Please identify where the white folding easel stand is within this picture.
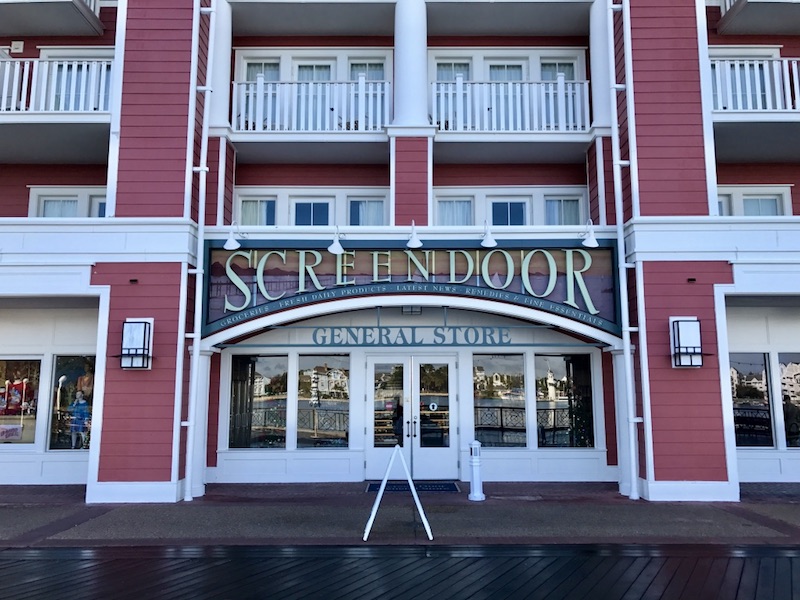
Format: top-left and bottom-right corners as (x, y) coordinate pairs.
(363, 445), (433, 541)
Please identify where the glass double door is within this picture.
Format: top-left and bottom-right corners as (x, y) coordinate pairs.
(367, 356), (458, 480)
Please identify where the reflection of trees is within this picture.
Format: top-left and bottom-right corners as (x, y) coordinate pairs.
(265, 372), (287, 396)
(420, 364), (448, 393)
(735, 384), (763, 400)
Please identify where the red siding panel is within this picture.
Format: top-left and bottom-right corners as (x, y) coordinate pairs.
(235, 164), (389, 187)
(395, 137), (429, 225)
(0, 165), (107, 217)
(602, 352), (618, 466)
(207, 353), (221, 468)
(115, 1), (195, 218)
(434, 164), (585, 187)
(628, 0), (708, 217)
(92, 262), (184, 483)
(642, 261), (733, 482)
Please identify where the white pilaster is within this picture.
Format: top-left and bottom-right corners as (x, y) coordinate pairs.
(590, 0), (612, 130)
(393, 0), (429, 127)
(188, 350), (213, 499)
(610, 349), (635, 497)
(210, 0), (232, 129)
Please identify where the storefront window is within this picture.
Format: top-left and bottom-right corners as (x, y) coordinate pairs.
(730, 353), (774, 447)
(297, 355), (350, 448)
(473, 354), (526, 447)
(535, 354), (594, 448)
(229, 356), (288, 448)
(0, 360), (40, 444)
(779, 353), (800, 448)
(49, 356), (95, 450)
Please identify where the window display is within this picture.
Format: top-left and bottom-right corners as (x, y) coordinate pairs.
(48, 356), (95, 450)
(473, 354), (526, 447)
(0, 360), (40, 444)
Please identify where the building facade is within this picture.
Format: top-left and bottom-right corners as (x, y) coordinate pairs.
(0, 0), (798, 503)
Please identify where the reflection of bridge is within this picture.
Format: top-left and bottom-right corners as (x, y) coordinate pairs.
(474, 406), (573, 447)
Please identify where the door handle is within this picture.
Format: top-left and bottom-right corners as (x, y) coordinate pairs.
(406, 420), (411, 438)
(412, 416), (418, 438)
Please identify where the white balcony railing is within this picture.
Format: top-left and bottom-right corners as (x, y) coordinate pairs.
(232, 74), (391, 133)
(431, 74), (590, 133)
(0, 59), (112, 113)
(711, 58), (800, 112)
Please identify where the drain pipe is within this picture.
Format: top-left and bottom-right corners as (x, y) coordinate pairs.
(183, 0), (216, 502)
(607, 0), (642, 500)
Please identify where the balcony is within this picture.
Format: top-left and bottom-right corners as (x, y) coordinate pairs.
(432, 74), (592, 164)
(717, 0), (800, 35)
(0, 0), (103, 37)
(711, 58), (800, 162)
(230, 74), (391, 165)
(0, 58), (112, 163)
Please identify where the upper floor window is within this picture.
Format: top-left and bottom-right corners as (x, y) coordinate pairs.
(717, 185), (792, 216)
(29, 187), (106, 218)
(434, 187), (587, 227)
(237, 188), (389, 227)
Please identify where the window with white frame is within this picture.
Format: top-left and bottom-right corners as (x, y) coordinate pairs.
(29, 187), (106, 218)
(435, 187), (587, 227)
(237, 188), (389, 227)
(717, 186), (792, 216)
(292, 197), (331, 226)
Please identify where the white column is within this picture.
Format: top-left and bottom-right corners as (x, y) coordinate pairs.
(393, 0), (429, 126)
(589, 0), (612, 130)
(610, 349), (635, 497)
(210, 0), (232, 129)
(189, 350), (213, 498)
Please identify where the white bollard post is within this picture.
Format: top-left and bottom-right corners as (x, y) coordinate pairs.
(468, 440), (485, 501)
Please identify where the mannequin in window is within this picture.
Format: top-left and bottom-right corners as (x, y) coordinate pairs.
(77, 362), (94, 400)
(68, 391), (90, 449)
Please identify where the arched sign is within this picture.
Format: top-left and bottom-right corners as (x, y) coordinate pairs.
(204, 242), (619, 336)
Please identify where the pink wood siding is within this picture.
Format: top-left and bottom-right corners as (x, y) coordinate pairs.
(207, 353), (221, 468)
(0, 165), (107, 217)
(115, 1), (194, 218)
(205, 138), (220, 226)
(429, 36), (588, 48)
(395, 138), (429, 225)
(235, 164), (389, 187)
(717, 163), (800, 216)
(92, 263), (184, 483)
(224, 141), (235, 224)
(642, 261), (733, 482)
(0, 8), (117, 54)
(628, 1), (708, 217)
(602, 351), (618, 466)
(234, 36), (393, 48)
(433, 164), (585, 186)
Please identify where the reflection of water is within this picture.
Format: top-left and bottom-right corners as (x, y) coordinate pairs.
(475, 396), (525, 408)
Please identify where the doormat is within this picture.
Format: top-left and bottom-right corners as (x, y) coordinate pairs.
(366, 482), (460, 493)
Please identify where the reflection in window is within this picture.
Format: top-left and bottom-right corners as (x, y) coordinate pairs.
(229, 356), (288, 448)
(779, 353), (800, 448)
(373, 363), (404, 448)
(294, 201), (329, 226)
(731, 353), (774, 447)
(535, 355), (593, 447)
(49, 356), (95, 450)
(473, 355), (526, 447)
(0, 360), (40, 444)
(492, 201), (526, 226)
(297, 356), (350, 448)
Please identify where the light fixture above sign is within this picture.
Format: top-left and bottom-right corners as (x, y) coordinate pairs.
(406, 221), (423, 249)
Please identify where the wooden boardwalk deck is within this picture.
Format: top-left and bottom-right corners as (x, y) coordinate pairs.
(1, 544), (799, 600)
